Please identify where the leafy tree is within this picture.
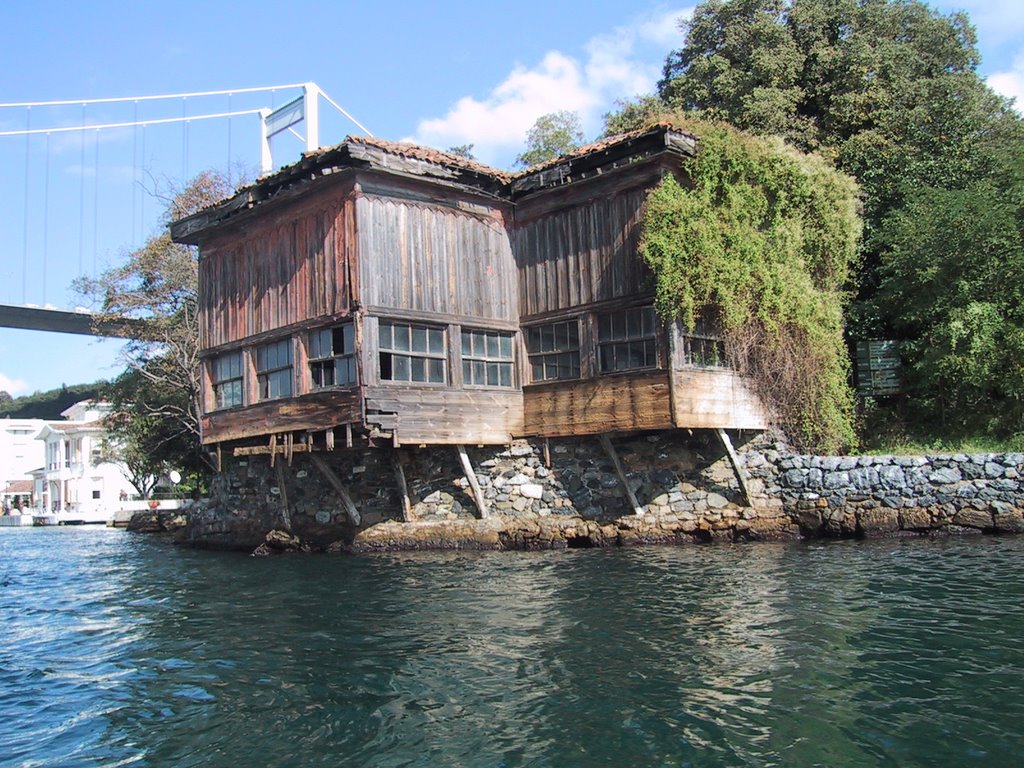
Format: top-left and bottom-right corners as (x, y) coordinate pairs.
(0, 391), (11, 404)
(641, 116), (861, 452)
(74, 171), (235, 490)
(446, 144), (477, 160)
(515, 111), (585, 168)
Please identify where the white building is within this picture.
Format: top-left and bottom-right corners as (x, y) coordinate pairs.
(35, 401), (137, 520)
(0, 417), (46, 485)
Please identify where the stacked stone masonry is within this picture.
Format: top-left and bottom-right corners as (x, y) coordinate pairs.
(178, 431), (1024, 552)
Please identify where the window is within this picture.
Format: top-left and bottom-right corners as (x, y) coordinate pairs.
(309, 324), (357, 388)
(597, 306), (658, 373)
(211, 351), (244, 409)
(256, 339), (294, 400)
(526, 320), (580, 382)
(92, 490), (101, 500)
(680, 318), (726, 368)
(462, 329), (515, 388)
(379, 321), (446, 383)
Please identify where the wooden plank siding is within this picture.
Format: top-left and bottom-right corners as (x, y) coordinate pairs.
(364, 387), (523, 445)
(201, 388), (361, 445)
(513, 171), (660, 321)
(356, 186), (518, 325)
(522, 371), (673, 437)
(669, 368), (766, 430)
(198, 191), (356, 350)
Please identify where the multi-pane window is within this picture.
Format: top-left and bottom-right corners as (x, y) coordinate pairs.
(462, 329), (515, 388)
(256, 339), (294, 400)
(526, 320), (580, 382)
(597, 306), (658, 373)
(309, 324), (356, 388)
(680, 318), (727, 367)
(211, 351), (244, 409)
(379, 321), (446, 383)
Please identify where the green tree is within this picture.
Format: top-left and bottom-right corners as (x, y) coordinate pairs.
(74, 171), (235, 490)
(446, 144), (477, 160)
(641, 116), (861, 452)
(515, 111), (585, 168)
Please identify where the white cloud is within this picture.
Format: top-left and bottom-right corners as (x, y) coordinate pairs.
(405, 6), (693, 166)
(0, 372), (29, 396)
(989, 52), (1024, 112)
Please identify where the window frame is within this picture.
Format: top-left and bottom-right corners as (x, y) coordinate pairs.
(678, 317), (727, 368)
(308, 323), (357, 390)
(596, 305), (659, 374)
(461, 328), (516, 389)
(525, 319), (582, 383)
(378, 320), (447, 385)
(210, 350), (245, 410)
(255, 338), (295, 401)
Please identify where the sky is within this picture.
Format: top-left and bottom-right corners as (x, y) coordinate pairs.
(0, 0), (1021, 398)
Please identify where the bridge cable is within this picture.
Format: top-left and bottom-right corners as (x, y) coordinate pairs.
(0, 83), (305, 109)
(78, 103), (85, 276)
(42, 132), (50, 306)
(21, 108), (30, 303)
(93, 129), (99, 277)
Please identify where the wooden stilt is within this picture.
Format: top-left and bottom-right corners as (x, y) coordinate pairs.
(456, 444), (489, 519)
(215, 443), (222, 473)
(327, 427), (336, 451)
(309, 454), (361, 525)
(543, 437), (551, 469)
(269, 434), (277, 468)
(392, 450), (412, 522)
(275, 461), (293, 531)
(715, 428), (754, 507)
(599, 433), (644, 515)
(344, 423), (352, 448)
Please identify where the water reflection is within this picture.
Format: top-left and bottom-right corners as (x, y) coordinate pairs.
(2, 531), (1024, 767)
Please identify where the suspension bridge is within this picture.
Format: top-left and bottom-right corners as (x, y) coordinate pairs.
(0, 82), (371, 339)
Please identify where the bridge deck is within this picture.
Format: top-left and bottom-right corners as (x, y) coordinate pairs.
(0, 304), (152, 339)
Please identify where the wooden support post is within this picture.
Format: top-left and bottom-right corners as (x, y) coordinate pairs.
(285, 433), (294, 465)
(309, 454), (361, 525)
(327, 427), (336, 451)
(275, 461), (293, 531)
(715, 428), (754, 508)
(599, 433), (644, 515)
(543, 437), (551, 469)
(392, 450), (412, 522)
(269, 434), (277, 467)
(215, 444), (222, 473)
(456, 444), (489, 519)
(344, 423), (352, 448)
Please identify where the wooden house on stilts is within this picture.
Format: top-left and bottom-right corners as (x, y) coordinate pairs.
(171, 125), (766, 536)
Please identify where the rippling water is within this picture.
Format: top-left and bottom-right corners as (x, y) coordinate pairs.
(2, 529), (1024, 767)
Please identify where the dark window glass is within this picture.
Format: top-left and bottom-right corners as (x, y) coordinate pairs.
(679, 316), (727, 368)
(596, 306), (659, 373)
(256, 339), (293, 400)
(379, 321), (446, 383)
(309, 323), (357, 389)
(525, 320), (581, 381)
(211, 351), (244, 409)
(460, 329), (515, 388)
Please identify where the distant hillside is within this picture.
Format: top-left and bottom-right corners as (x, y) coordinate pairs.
(0, 382), (107, 420)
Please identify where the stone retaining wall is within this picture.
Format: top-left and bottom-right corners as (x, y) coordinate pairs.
(175, 431), (1024, 552)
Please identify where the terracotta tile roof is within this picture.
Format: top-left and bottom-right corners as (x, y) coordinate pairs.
(3, 480), (32, 494)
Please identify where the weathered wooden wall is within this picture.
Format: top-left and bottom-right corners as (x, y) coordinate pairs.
(364, 387), (523, 445)
(199, 187), (356, 350)
(201, 388), (361, 445)
(522, 371), (673, 437)
(356, 178), (517, 325)
(669, 368), (766, 430)
(513, 166), (663, 320)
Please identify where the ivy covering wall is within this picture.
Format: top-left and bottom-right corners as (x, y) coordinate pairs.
(640, 119), (862, 452)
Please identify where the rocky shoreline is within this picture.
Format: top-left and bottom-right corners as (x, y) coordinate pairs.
(127, 430), (1024, 554)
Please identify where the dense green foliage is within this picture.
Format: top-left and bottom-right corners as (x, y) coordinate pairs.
(0, 382), (105, 420)
(603, 0), (1024, 445)
(515, 111), (585, 167)
(641, 118), (861, 452)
